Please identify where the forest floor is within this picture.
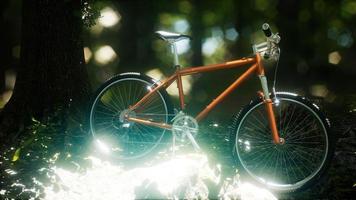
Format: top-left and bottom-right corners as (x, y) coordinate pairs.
(0, 105), (355, 199)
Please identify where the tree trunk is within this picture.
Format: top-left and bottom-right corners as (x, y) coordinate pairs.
(191, 0), (203, 66)
(116, 0), (157, 72)
(0, 0), (90, 140)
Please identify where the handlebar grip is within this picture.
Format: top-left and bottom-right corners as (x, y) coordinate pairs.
(262, 23), (272, 37)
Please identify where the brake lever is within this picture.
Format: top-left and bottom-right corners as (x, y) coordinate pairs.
(264, 33), (280, 59)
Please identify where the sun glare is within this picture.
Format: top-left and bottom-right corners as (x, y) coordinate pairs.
(2, 146), (277, 200)
(95, 139), (111, 154)
(42, 154), (223, 200)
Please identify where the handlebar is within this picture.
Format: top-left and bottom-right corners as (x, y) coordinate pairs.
(252, 23), (280, 60)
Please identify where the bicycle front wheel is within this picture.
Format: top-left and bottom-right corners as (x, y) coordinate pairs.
(233, 92), (334, 192)
(90, 73), (173, 160)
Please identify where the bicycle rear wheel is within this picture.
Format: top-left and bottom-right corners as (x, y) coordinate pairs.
(232, 92), (334, 192)
(90, 73), (173, 160)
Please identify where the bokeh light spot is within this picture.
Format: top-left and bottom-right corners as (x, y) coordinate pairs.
(90, 23), (104, 35)
(328, 51), (341, 65)
(145, 68), (165, 81)
(5, 69), (16, 90)
(167, 76), (193, 97)
(225, 28), (239, 41)
(173, 19), (190, 33)
(94, 45), (117, 65)
(337, 32), (353, 47)
(84, 47), (92, 63)
(203, 37), (220, 56)
(0, 90), (13, 109)
(176, 39), (191, 55)
(310, 84), (329, 97)
(99, 7), (121, 28)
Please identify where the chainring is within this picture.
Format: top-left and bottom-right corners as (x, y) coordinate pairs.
(172, 114), (199, 142)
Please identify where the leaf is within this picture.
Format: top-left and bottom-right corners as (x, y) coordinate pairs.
(353, 183), (356, 187)
(12, 148), (21, 162)
(31, 117), (40, 124)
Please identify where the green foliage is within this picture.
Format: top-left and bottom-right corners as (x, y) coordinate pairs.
(11, 116), (64, 163)
(0, 109), (90, 199)
(12, 148), (21, 162)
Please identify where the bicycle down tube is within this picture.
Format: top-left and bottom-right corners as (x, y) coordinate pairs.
(126, 53), (281, 143)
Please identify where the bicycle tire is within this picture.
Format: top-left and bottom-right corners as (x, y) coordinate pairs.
(89, 72), (174, 160)
(232, 92), (334, 193)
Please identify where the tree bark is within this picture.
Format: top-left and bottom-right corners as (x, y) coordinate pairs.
(0, 0), (90, 140)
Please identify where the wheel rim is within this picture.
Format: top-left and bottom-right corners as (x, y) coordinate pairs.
(235, 97), (328, 191)
(90, 78), (169, 159)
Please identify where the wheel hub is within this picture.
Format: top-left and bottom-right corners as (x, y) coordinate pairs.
(279, 137), (285, 145)
(112, 109), (136, 129)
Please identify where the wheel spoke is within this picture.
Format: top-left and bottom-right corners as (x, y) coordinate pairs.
(235, 96), (330, 192)
(90, 77), (170, 160)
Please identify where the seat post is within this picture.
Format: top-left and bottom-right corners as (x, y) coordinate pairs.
(171, 42), (180, 68)
(155, 30), (191, 68)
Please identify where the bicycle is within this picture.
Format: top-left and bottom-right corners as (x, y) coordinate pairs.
(89, 23), (335, 193)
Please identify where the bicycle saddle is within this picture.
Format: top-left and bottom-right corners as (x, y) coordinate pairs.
(155, 31), (191, 42)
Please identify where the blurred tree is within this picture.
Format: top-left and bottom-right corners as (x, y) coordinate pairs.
(190, 0), (203, 66)
(0, 0), (91, 141)
(116, 0), (158, 71)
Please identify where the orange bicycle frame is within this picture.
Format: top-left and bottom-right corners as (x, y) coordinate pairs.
(127, 53), (281, 144)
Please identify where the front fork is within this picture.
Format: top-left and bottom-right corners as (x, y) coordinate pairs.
(258, 75), (283, 144)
